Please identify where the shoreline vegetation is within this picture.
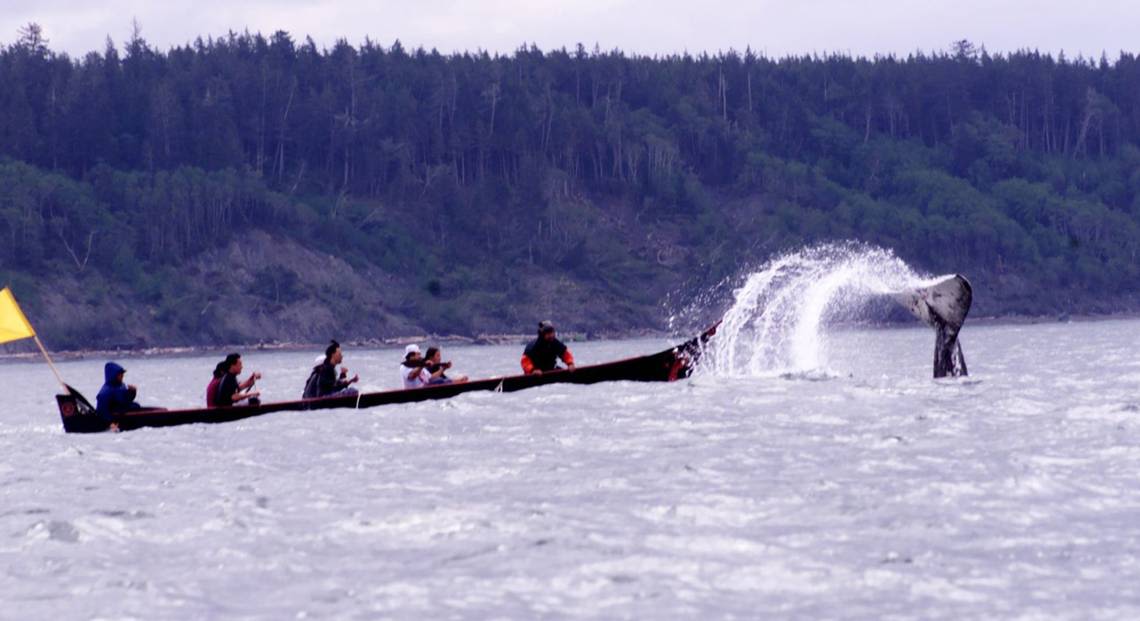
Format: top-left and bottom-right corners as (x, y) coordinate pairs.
(2, 28), (1140, 350)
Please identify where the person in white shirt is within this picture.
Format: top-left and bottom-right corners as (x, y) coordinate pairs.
(399, 344), (432, 389)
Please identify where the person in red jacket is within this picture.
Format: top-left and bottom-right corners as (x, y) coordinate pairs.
(521, 320), (575, 375)
(205, 360), (227, 407)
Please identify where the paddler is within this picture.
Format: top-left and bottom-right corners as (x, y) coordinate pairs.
(520, 320), (575, 375)
(215, 353), (262, 407)
(308, 340), (359, 397)
(96, 362), (142, 421)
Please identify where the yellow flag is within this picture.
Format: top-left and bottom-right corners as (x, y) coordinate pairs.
(0, 287), (36, 345)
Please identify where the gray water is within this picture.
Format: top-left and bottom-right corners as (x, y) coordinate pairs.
(2, 320), (1140, 619)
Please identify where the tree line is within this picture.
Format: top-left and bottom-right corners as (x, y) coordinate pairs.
(2, 25), (1139, 345)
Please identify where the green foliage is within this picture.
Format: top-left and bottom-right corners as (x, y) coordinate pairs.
(250, 266), (302, 304)
(2, 32), (1140, 343)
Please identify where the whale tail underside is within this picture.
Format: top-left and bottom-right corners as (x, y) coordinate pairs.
(893, 275), (973, 378)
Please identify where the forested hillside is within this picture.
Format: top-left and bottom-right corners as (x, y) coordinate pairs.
(2, 24), (1139, 349)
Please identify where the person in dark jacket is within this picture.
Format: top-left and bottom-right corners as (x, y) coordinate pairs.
(314, 340), (359, 397)
(96, 362), (142, 422)
(520, 321), (575, 375)
(215, 353), (262, 407)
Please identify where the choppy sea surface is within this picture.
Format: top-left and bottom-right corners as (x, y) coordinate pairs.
(2, 320), (1140, 619)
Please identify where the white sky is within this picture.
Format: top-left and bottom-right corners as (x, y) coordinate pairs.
(1, 0), (1136, 60)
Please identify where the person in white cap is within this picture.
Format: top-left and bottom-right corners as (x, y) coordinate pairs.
(399, 343), (432, 389)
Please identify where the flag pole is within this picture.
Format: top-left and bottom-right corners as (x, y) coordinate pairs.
(32, 335), (67, 390)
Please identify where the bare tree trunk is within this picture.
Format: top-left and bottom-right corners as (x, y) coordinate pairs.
(59, 230), (96, 271)
(1074, 88), (1097, 159)
(1063, 115), (1071, 155)
(276, 78), (296, 182)
(1021, 89), (1028, 150)
(719, 68), (727, 122)
(488, 82), (499, 138)
(747, 71), (753, 113)
(1098, 116), (1105, 157)
(542, 83), (554, 154)
(257, 69), (267, 174)
(343, 56), (357, 190)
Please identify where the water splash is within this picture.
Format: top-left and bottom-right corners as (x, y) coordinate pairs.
(697, 243), (948, 377)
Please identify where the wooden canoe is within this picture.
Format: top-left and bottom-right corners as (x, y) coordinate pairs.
(56, 325), (718, 433)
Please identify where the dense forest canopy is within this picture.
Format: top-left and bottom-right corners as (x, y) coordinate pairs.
(1, 24), (1139, 348)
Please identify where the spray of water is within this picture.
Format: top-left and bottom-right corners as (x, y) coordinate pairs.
(698, 242), (947, 377)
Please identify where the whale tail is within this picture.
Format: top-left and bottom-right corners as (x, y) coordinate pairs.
(893, 275), (972, 378)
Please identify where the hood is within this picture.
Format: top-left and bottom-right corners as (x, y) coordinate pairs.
(104, 362), (126, 385)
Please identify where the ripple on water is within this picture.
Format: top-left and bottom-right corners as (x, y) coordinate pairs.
(1, 322), (1140, 617)
(24, 519), (80, 543)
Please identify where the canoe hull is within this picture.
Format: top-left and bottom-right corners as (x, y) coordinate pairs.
(56, 326), (716, 433)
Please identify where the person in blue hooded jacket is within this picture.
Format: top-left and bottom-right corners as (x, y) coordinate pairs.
(96, 362), (142, 422)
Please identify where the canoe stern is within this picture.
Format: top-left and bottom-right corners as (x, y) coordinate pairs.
(57, 386), (111, 433)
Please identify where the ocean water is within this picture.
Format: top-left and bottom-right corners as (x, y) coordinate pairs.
(2, 318), (1140, 619)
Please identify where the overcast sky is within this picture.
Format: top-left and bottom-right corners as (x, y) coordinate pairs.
(1, 0), (1136, 60)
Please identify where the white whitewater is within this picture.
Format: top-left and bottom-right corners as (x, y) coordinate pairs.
(699, 243), (950, 377)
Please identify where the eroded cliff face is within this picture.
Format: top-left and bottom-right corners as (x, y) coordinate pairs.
(11, 229), (681, 352)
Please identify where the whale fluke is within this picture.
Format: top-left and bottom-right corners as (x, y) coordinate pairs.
(893, 275), (972, 378)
